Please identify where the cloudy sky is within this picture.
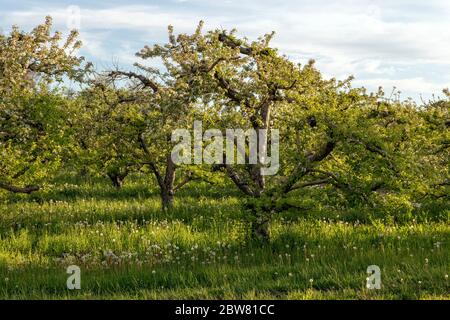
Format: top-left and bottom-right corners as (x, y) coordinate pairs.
(1, 0), (450, 101)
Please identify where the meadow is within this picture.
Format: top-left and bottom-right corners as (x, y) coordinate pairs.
(0, 174), (448, 300)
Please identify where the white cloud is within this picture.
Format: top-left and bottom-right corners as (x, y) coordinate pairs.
(354, 77), (449, 100)
(1, 1), (449, 101)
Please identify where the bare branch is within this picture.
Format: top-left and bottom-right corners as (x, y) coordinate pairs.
(0, 181), (40, 194)
(138, 134), (163, 188)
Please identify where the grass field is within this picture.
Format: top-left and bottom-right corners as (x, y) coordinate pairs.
(0, 174), (448, 299)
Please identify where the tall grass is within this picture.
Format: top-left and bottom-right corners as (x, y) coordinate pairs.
(0, 174), (448, 299)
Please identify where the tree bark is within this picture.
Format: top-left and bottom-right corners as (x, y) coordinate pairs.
(107, 170), (128, 190)
(0, 182), (40, 194)
(161, 187), (174, 210)
(161, 155), (176, 210)
(252, 218), (270, 241)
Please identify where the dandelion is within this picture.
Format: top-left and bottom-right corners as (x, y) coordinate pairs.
(288, 273), (293, 277)
(309, 278), (314, 283)
(152, 270), (156, 274)
(445, 274), (448, 280)
(425, 258), (429, 264)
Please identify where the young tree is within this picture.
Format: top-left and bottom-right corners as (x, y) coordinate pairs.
(0, 17), (86, 194)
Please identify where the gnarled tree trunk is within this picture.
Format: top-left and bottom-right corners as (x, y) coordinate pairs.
(160, 155), (176, 210)
(160, 186), (174, 210)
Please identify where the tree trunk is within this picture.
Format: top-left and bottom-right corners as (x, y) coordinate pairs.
(161, 187), (174, 210)
(107, 171), (128, 190)
(252, 216), (270, 241)
(245, 200), (271, 241)
(108, 174), (123, 189)
(161, 155), (176, 210)
(139, 134), (176, 211)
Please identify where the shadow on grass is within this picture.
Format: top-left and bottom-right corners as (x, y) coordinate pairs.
(3, 173), (241, 204)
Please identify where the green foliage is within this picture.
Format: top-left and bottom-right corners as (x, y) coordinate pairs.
(0, 18), (448, 299)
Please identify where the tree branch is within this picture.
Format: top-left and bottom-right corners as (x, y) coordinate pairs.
(224, 165), (256, 196)
(109, 71), (159, 93)
(0, 181), (40, 194)
(287, 177), (332, 192)
(173, 172), (193, 192)
(218, 33), (253, 55)
(138, 134), (164, 189)
(347, 138), (397, 172)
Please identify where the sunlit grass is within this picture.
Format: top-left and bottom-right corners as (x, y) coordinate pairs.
(0, 174), (448, 299)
